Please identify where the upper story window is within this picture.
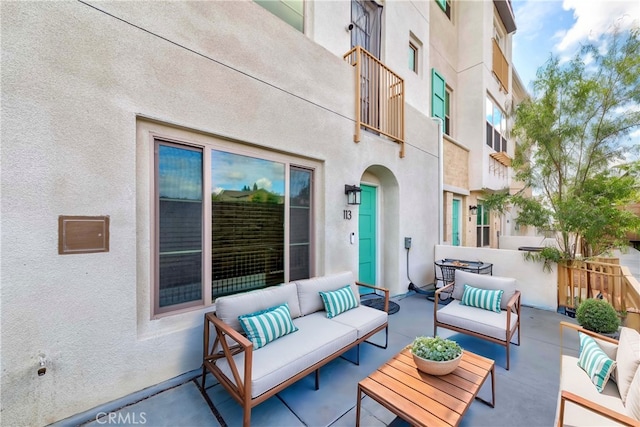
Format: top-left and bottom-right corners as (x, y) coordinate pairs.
(493, 22), (506, 52)
(153, 136), (315, 316)
(444, 87), (452, 136)
(409, 42), (418, 73)
(351, 0), (382, 58)
(486, 96), (507, 152)
(436, 0), (452, 19)
(254, 0), (303, 32)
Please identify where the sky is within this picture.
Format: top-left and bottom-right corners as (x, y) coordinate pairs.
(511, 0), (640, 91)
(511, 0), (640, 156)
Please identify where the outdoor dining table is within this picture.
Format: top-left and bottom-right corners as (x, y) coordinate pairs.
(434, 259), (493, 288)
(435, 259), (493, 276)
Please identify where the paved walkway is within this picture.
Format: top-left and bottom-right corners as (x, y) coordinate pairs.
(54, 291), (577, 427)
(616, 246), (640, 280)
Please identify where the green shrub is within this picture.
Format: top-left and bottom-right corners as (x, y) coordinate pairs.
(410, 336), (462, 361)
(576, 298), (620, 334)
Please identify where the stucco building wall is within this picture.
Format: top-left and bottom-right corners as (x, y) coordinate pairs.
(1, 2), (439, 425)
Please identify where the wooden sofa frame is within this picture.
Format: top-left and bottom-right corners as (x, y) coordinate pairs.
(201, 282), (389, 427)
(434, 281), (521, 370)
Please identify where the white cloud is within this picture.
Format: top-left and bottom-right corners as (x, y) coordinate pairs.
(513, 0), (559, 43)
(556, 0), (639, 52)
(255, 177), (272, 191)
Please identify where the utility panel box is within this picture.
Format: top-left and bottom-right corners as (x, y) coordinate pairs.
(58, 215), (110, 255)
(404, 237), (412, 249)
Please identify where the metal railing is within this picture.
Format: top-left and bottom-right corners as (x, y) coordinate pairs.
(557, 259), (640, 315)
(492, 38), (509, 93)
(343, 46), (405, 157)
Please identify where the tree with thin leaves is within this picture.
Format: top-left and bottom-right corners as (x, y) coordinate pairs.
(485, 27), (640, 263)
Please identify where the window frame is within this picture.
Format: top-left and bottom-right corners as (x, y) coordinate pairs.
(485, 96), (508, 153)
(476, 203), (490, 247)
(444, 86), (452, 136)
(149, 129), (319, 318)
(154, 140), (205, 315)
(436, 0), (452, 19)
(409, 42), (418, 73)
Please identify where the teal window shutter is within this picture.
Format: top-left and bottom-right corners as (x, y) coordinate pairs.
(435, 0), (447, 12)
(431, 69), (446, 125)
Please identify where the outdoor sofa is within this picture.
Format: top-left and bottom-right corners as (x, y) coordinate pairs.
(434, 269), (521, 370)
(201, 271), (389, 427)
(556, 322), (640, 426)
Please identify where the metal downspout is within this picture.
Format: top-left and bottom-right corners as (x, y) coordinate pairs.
(431, 117), (444, 245)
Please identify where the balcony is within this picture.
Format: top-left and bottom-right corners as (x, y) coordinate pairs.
(492, 38), (509, 93)
(343, 46), (406, 158)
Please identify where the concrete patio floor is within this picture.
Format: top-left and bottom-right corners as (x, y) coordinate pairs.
(58, 289), (582, 427)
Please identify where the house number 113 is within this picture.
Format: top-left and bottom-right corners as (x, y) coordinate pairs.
(343, 210), (352, 220)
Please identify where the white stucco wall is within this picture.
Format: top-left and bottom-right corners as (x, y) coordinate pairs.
(435, 245), (558, 311)
(1, 1), (440, 425)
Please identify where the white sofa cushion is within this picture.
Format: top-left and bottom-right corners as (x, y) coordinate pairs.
(295, 271), (359, 316)
(215, 283), (301, 332)
(436, 300), (518, 342)
(624, 367), (640, 420)
(556, 355), (627, 426)
(615, 327), (640, 404)
(452, 270), (517, 311)
(216, 312), (357, 398)
(330, 305), (387, 339)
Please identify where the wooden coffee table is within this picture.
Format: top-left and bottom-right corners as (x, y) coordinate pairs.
(356, 348), (495, 427)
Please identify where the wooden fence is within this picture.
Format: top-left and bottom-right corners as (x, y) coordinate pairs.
(558, 259), (640, 315)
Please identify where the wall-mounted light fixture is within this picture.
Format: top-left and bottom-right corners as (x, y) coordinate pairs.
(469, 205), (478, 215)
(345, 185), (362, 205)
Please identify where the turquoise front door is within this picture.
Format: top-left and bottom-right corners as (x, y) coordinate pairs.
(452, 199), (461, 246)
(359, 185), (377, 289)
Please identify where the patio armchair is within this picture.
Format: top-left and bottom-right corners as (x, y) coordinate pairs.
(434, 269), (521, 370)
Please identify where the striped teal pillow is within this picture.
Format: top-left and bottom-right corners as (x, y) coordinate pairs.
(319, 285), (358, 318)
(578, 332), (617, 392)
(238, 303), (298, 350)
(460, 284), (503, 313)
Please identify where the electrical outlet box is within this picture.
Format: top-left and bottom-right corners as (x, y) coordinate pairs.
(404, 237), (412, 249)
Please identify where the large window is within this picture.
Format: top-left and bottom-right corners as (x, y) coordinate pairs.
(156, 143), (204, 311)
(486, 97), (507, 152)
(154, 139), (314, 315)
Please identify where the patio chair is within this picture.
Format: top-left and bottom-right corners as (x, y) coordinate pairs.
(434, 269), (521, 370)
(434, 262), (457, 300)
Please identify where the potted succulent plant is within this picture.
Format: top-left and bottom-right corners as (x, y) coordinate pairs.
(576, 298), (621, 338)
(409, 336), (463, 375)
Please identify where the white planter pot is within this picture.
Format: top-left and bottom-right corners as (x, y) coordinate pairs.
(412, 351), (463, 376)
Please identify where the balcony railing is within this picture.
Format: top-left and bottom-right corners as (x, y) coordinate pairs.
(557, 259), (640, 315)
(344, 46), (405, 157)
(492, 39), (509, 93)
